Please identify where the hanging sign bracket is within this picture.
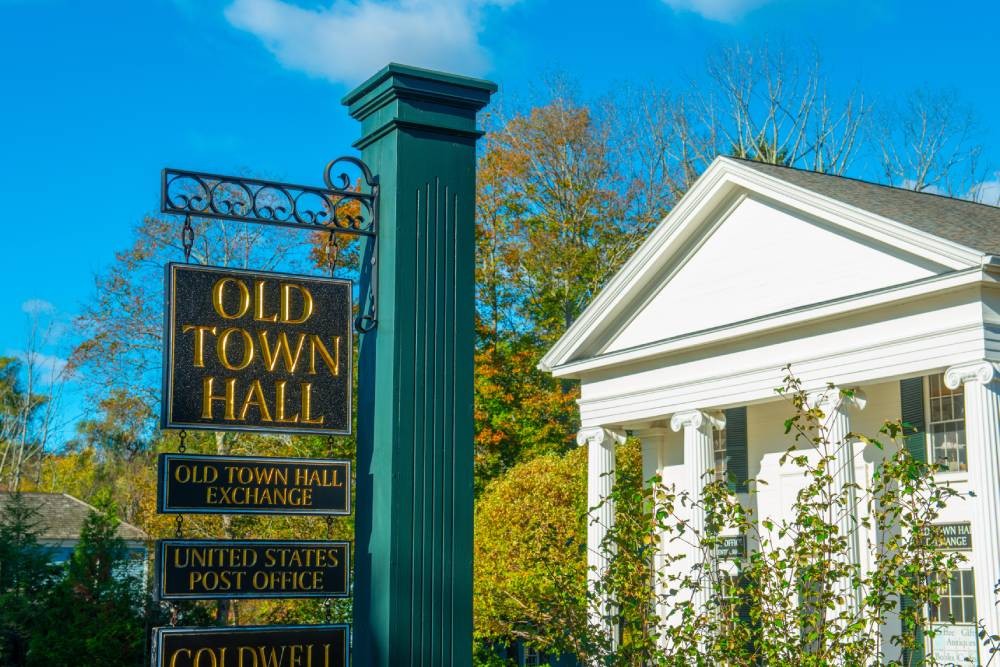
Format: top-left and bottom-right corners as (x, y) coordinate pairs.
(160, 156), (379, 333)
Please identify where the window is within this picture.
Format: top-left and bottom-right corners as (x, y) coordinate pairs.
(523, 645), (544, 666)
(929, 569), (977, 625)
(926, 569), (981, 665)
(713, 425), (728, 482)
(927, 373), (967, 472)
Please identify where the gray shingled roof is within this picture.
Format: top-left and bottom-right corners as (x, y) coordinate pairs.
(730, 157), (1000, 255)
(0, 492), (147, 542)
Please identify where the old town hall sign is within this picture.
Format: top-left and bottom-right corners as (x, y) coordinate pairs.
(162, 264), (352, 435)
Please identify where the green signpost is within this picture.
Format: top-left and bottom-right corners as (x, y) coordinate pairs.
(153, 63), (494, 666)
(347, 64), (495, 665)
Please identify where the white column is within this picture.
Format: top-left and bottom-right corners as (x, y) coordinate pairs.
(808, 387), (866, 618)
(578, 426), (626, 645)
(945, 361), (1000, 636)
(670, 409), (725, 611)
(636, 427), (670, 632)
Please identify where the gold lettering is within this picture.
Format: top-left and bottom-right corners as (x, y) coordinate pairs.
(217, 328), (255, 371)
(300, 383), (324, 425)
(275, 381), (300, 423)
(239, 646), (258, 667)
(169, 648), (192, 667)
(280, 283), (314, 324)
(174, 464), (191, 484)
(307, 336), (340, 376)
(202, 377), (236, 420)
(212, 277), (251, 319)
(239, 379), (273, 421)
(193, 647), (218, 667)
(257, 645), (287, 667)
(181, 325), (218, 367)
(254, 280), (278, 322)
(258, 331), (305, 373)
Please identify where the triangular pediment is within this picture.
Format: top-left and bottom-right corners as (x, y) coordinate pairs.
(541, 157), (985, 374)
(605, 194), (945, 352)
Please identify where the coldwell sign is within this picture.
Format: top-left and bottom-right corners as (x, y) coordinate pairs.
(151, 625), (348, 667)
(162, 264), (352, 435)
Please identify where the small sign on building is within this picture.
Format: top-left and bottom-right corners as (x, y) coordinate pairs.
(934, 522), (972, 551)
(716, 534), (747, 559)
(929, 623), (979, 665)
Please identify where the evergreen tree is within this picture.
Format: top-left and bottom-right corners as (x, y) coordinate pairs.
(0, 493), (57, 666)
(27, 500), (147, 667)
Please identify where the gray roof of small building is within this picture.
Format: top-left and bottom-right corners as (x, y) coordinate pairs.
(0, 492), (147, 542)
(730, 157), (1000, 255)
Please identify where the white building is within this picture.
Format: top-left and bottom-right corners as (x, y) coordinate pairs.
(540, 156), (1000, 664)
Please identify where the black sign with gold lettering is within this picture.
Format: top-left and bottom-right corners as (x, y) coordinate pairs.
(157, 453), (350, 516)
(935, 522), (973, 551)
(151, 624), (348, 667)
(156, 539), (350, 600)
(161, 263), (352, 435)
(716, 534), (747, 559)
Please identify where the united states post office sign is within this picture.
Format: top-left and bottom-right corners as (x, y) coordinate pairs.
(151, 624), (348, 667)
(156, 539), (350, 600)
(157, 453), (351, 516)
(161, 263), (352, 435)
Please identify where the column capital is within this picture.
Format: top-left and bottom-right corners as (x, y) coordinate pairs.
(806, 386), (867, 413)
(670, 409), (726, 433)
(577, 426), (626, 448)
(944, 360), (1000, 390)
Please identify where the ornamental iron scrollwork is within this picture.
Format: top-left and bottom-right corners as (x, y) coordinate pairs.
(160, 157), (380, 332)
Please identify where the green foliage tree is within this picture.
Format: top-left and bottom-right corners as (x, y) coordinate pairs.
(474, 445), (590, 658)
(473, 440), (646, 661)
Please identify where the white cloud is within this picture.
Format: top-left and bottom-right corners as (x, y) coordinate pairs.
(660, 0), (774, 22)
(21, 298), (55, 316)
(6, 349), (70, 385)
(224, 0), (515, 85)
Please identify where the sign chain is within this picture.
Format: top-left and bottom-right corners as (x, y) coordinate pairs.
(175, 429), (186, 538)
(326, 231), (340, 277)
(181, 215), (195, 263)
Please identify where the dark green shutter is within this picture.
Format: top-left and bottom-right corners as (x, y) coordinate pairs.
(725, 406), (749, 492)
(900, 377), (927, 463)
(900, 376), (927, 663)
(900, 592), (925, 665)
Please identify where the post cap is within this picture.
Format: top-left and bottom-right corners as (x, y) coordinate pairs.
(344, 63), (497, 148)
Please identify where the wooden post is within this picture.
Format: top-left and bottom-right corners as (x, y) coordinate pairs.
(345, 64), (495, 665)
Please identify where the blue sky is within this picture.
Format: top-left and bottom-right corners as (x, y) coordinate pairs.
(1, 0), (998, 435)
